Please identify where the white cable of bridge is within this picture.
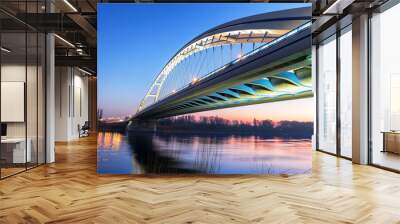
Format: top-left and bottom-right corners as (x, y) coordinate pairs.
(138, 28), (291, 111)
(157, 40), (263, 105)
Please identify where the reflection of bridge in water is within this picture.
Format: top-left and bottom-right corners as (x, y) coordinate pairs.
(132, 7), (312, 121)
(97, 132), (311, 175)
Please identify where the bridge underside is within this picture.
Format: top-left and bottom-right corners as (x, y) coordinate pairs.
(136, 71), (312, 119)
(160, 66), (312, 118)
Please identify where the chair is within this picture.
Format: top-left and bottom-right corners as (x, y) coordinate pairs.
(79, 121), (90, 138)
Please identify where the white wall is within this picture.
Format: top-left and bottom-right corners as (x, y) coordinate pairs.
(55, 67), (89, 141)
(1, 82), (25, 122)
(55, 66), (69, 141)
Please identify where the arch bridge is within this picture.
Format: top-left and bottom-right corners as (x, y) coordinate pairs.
(134, 7), (312, 120)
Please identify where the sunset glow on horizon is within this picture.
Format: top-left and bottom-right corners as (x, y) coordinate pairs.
(187, 98), (314, 123)
(100, 98), (315, 122)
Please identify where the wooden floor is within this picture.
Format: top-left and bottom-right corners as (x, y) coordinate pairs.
(1, 135), (400, 224)
(372, 151), (400, 171)
(1, 167), (26, 178)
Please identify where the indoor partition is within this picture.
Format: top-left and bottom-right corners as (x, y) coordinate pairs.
(0, 1), (46, 179)
(339, 25), (352, 159)
(317, 35), (337, 155)
(316, 23), (353, 159)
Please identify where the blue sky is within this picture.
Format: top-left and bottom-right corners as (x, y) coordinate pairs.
(98, 3), (311, 119)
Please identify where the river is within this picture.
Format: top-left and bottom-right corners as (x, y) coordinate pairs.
(97, 132), (312, 175)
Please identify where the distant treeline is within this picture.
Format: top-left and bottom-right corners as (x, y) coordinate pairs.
(157, 115), (313, 138)
(98, 121), (128, 132)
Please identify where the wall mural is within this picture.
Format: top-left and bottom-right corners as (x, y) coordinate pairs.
(97, 3), (313, 175)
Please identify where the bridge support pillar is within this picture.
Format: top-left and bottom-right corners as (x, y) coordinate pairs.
(128, 119), (158, 133)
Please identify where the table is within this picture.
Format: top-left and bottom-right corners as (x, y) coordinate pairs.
(1, 138), (31, 163)
(382, 131), (400, 154)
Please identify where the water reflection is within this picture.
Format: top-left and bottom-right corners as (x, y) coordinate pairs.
(97, 132), (312, 175)
(128, 134), (198, 173)
(97, 132), (122, 150)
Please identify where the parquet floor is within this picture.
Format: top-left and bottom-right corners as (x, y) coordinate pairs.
(1, 135), (400, 224)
